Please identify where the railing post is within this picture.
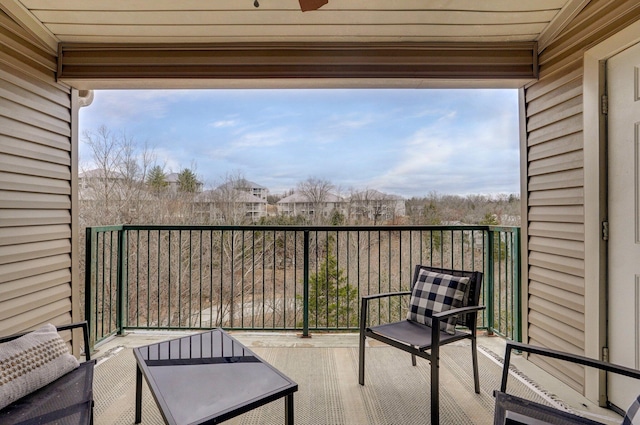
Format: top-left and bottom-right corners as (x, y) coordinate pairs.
(486, 228), (495, 335)
(513, 227), (522, 342)
(116, 228), (127, 335)
(302, 230), (310, 337)
(85, 227), (96, 350)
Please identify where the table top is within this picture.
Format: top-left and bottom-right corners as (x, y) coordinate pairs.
(133, 329), (297, 425)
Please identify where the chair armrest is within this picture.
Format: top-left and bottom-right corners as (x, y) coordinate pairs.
(56, 321), (91, 361)
(501, 341), (640, 393)
(432, 304), (486, 320)
(362, 291), (411, 301)
(360, 291), (412, 331)
(0, 321), (91, 361)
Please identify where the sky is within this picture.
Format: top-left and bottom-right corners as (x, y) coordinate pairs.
(78, 89), (520, 199)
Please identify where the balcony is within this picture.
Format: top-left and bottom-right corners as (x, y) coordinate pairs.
(79, 225), (623, 424)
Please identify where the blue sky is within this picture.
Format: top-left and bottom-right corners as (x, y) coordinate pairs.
(79, 89), (520, 198)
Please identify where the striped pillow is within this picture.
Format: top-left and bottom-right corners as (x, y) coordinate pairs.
(624, 394), (640, 425)
(0, 324), (80, 410)
(407, 270), (469, 334)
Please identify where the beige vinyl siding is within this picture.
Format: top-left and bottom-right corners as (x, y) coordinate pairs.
(22, 0), (568, 44)
(0, 10), (76, 336)
(523, 0), (640, 393)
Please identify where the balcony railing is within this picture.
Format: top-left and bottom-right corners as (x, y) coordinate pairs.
(84, 225), (520, 348)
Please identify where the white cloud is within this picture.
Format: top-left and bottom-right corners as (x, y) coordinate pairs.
(210, 119), (238, 128)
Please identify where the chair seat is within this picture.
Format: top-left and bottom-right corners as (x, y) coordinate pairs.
(493, 391), (604, 425)
(0, 360), (95, 425)
(368, 320), (468, 350)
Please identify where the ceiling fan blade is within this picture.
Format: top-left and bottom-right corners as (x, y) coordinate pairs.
(299, 0), (328, 12)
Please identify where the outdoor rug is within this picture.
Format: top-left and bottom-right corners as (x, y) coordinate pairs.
(93, 342), (552, 425)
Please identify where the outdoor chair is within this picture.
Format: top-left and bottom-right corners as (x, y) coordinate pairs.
(495, 340), (640, 425)
(359, 264), (484, 425)
(0, 321), (95, 425)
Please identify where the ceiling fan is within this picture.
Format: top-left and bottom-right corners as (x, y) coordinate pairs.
(298, 0), (328, 11)
(253, 0), (328, 12)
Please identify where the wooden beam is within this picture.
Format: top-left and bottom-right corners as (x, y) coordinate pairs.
(58, 41), (538, 83)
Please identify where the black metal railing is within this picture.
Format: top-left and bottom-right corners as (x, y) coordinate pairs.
(84, 225), (521, 347)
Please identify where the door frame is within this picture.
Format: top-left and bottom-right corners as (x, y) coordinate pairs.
(584, 19), (640, 405)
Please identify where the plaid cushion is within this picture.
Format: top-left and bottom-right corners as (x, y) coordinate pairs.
(407, 269), (470, 335)
(623, 395), (640, 424)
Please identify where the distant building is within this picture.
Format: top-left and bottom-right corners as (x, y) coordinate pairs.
(348, 189), (405, 223)
(216, 179), (269, 200)
(196, 186), (268, 223)
(78, 169), (123, 193)
(277, 191), (345, 218)
(78, 168), (132, 201)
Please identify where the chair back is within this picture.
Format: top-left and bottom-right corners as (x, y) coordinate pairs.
(411, 265), (483, 329)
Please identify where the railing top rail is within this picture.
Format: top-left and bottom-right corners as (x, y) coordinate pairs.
(87, 225), (125, 232)
(488, 226), (520, 233)
(87, 224), (518, 232)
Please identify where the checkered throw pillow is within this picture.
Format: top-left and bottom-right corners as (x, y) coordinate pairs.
(407, 269), (470, 335)
(623, 394), (640, 424)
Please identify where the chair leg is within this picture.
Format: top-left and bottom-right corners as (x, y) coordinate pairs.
(358, 332), (366, 385)
(431, 350), (440, 425)
(472, 336), (480, 394)
(411, 353), (417, 366)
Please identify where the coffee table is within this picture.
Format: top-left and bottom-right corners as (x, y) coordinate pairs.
(133, 329), (298, 424)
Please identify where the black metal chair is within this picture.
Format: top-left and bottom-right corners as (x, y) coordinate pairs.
(0, 322), (95, 425)
(358, 264), (485, 425)
(495, 341), (640, 425)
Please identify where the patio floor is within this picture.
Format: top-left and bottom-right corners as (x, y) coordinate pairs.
(91, 331), (622, 425)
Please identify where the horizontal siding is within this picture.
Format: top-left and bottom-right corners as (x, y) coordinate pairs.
(0, 209), (71, 227)
(529, 279), (584, 313)
(529, 236), (584, 258)
(529, 252), (584, 278)
(0, 240), (71, 265)
(528, 221), (584, 241)
(0, 10), (74, 337)
(22, 0), (568, 43)
(0, 284), (71, 321)
(528, 266), (585, 294)
(524, 0), (640, 394)
(528, 205), (584, 223)
(0, 171), (70, 194)
(1, 300), (72, 336)
(0, 269), (71, 301)
(528, 132), (582, 162)
(0, 254), (71, 285)
(528, 187), (584, 206)
(0, 224), (71, 246)
(528, 169), (583, 191)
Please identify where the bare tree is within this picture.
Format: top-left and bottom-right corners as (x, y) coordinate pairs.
(296, 177), (335, 224)
(80, 126), (155, 225)
(348, 188), (402, 225)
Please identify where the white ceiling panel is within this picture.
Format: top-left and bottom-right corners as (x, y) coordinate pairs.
(4, 0), (588, 46)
